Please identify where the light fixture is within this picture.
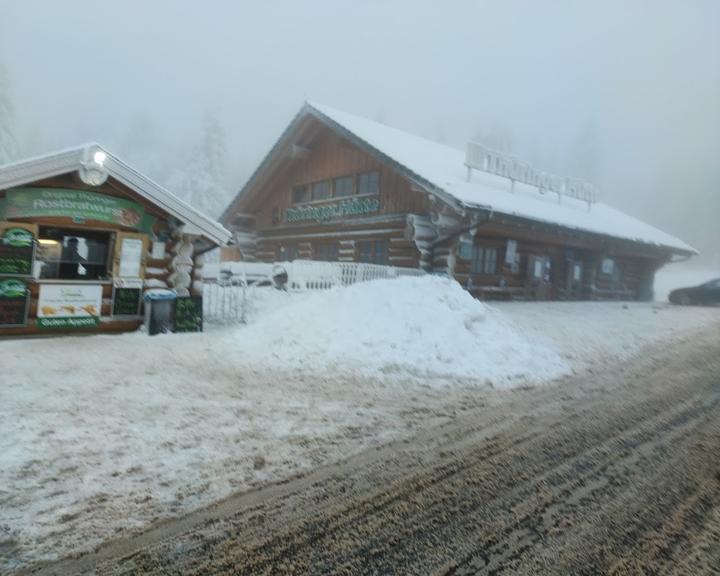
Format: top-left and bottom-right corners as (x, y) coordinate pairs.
(38, 239), (60, 245)
(93, 150), (107, 165)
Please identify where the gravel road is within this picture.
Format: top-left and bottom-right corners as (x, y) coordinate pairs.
(23, 324), (720, 575)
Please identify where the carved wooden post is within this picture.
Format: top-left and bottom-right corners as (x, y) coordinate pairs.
(168, 230), (194, 297)
(192, 251), (205, 298)
(405, 214), (436, 272)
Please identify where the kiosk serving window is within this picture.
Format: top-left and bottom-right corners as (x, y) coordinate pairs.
(36, 227), (111, 280)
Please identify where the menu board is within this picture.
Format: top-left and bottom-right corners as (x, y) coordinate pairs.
(119, 237), (144, 278)
(0, 278), (29, 327)
(0, 227), (35, 277)
(174, 296), (203, 333)
(112, 286), (142, 317)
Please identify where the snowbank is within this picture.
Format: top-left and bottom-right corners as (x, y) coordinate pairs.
(233, 276), (569, 385)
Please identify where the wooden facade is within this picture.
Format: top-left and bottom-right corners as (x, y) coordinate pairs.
(0, 145), (229, 337)
(224, 123), (432, 270)
(220, 105), (692, 302)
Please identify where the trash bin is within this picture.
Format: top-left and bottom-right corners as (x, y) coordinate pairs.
(143, 289), (177, 335)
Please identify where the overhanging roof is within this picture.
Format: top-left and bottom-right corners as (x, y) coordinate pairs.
(0, 143), (231, 246)
(224, 102), (696, 256)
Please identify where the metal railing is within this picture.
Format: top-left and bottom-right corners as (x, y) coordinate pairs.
(201, 260), (425, 323)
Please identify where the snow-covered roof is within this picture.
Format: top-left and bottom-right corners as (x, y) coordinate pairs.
(0, 143), (231, 246)
(306, 102), (696, 255)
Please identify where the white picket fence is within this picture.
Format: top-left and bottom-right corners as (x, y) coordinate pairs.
(201, 260), (424, 323)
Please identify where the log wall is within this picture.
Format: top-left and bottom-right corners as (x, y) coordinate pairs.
(223, 118), (672, 302)
(0, 176), (205, 336)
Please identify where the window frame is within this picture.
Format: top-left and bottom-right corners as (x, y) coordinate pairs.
(333, 175), (354, 198)
(470, 245), (498, 275)
(291, 170), (380, 207)
(291, 185), (308, 204)
(600, 257), (615, 276)
(357, 171), (380, 196)
(313, 242), (339, 262)
(310, 180), (332, 201)
(36, 226), (113, 281)
(357, 239), (388, 265)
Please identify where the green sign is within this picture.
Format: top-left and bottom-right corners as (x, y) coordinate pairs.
(174, 296), (203, 333)
(37, 316), (100, 329)
(3, 188), (153, 231)
(3, 227), (33, 247)
(286, 197), (380, 223)
(0, 228), (35, 276)
(112, 286), (142, 317)
(0, 278), (29, 327)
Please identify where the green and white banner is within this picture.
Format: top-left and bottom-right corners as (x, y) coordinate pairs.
(2, 188), (152, 230)
(286, 197), (380, 223)
(0, 227), (35, 276)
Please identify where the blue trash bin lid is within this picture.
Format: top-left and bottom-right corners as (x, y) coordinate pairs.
(143, 288), (177, 302)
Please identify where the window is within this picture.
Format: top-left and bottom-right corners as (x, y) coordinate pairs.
(271, 207), (280, 225)
(470, 246), (497, 274)
(458, 240), (473, 260)
(311, 180), (331, 201)
(530, 256), (552, 282)
(292, 185), (308, 204)
(601, 257), (615, 275)
(357, 240), (388, 265)
(484, 248), (497, 274)
(333, 176), (354, 198)
(313, 243), (339, 261)
(357, 171), (380, 195)
(280, 245), (297, 262)
(36, 227), (111, 280)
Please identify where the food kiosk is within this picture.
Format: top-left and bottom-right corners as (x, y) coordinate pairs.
(0, 144), (230, 336)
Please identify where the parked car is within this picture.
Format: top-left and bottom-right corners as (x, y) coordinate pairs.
(669, 278), (720, 305)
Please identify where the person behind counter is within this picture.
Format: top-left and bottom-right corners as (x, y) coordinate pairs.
(59, 237), (86, 279)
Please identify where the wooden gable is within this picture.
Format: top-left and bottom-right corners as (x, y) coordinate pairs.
(232, 117), (433, 231)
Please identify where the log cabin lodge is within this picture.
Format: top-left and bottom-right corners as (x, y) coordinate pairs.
(0, 144), (230, 336)
(220, 102), (696, 300)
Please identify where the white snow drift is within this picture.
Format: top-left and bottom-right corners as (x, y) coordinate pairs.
(235, 275), (568, 384)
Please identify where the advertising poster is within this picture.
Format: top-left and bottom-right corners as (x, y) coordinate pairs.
(37, 283), (103, 329)
(119, 237), (143, 278)
(0, 227), (35, 277)
(0, 278), (29, 327)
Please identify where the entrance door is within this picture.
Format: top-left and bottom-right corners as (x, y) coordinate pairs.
(527, 255), (552, 300)
(566, 260), (583, 299)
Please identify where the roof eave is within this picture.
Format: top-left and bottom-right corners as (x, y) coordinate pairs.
(461, 203), (698, 257)
(0, 144), (231, 246)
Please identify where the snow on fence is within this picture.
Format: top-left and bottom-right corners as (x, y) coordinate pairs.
(201, 260), (425, 323)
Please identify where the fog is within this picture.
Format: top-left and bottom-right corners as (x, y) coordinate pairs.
(0, 0), (718, 264)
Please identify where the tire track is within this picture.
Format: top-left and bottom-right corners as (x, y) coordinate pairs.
(22, 326), (720, 576)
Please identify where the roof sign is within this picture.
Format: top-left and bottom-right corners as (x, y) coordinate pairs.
(465, 142), (598, 205)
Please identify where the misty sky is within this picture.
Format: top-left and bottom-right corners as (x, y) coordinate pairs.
(1, 0), (718, 263)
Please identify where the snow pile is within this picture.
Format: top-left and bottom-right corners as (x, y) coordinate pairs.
(233, 276), (569, 385)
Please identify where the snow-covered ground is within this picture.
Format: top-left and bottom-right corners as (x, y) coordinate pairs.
(1, 276), (719, 571)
